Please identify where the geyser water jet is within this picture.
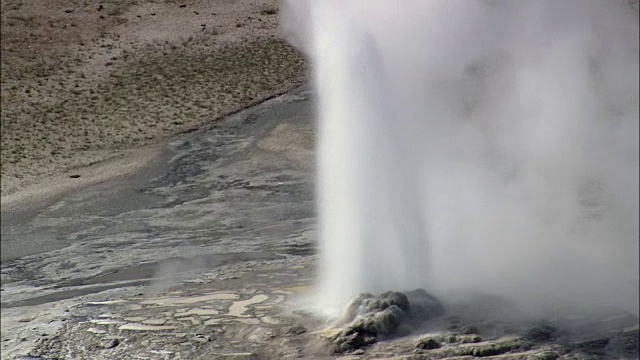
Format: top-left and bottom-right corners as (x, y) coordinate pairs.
(308, 3), (430, 313)
(282, 0), (639, 316)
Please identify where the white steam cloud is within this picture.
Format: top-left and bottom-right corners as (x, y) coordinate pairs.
(281, 0), (639, 316)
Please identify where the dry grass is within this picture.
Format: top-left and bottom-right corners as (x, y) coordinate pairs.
(0, 0), (307, 195)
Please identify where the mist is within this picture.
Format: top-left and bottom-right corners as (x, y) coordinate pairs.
(281, 0), (639, 316)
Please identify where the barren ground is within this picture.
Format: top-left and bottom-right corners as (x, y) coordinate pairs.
(1, 0), (305, 197)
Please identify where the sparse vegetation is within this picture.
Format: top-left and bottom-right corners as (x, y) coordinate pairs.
(0, 0), (306, 195)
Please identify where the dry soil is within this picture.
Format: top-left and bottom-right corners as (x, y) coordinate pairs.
(1, 0), (306, 197)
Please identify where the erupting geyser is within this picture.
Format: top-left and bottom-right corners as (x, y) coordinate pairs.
(308, 3), (430, 313)
(282, 0), (640, 316)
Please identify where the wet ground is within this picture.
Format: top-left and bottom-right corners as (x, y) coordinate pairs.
(1, 88), (638, 359)
(1, 87), (319, 358)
